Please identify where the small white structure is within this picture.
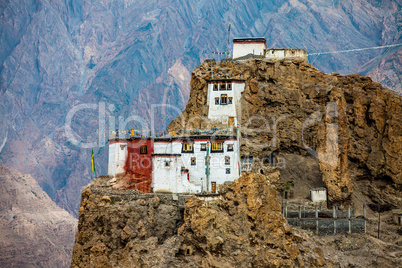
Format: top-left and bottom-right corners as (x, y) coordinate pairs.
(392, 209), (402, 226)
(265, 48), (307, 60)
(108, 140), (128, 176)
(310, 188), (327, 203)
(232, 38), (266, 59)
(207, 79), (245, 125)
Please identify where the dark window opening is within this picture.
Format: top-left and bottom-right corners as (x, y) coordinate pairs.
(221, 94), (227, 105)
(191, 157), (196, 165)
(213, 83), (218, 91)
(226, 168), (230, 174)
(220, 83), (226, 90)
(140, 145), (147, 154)
(215, 97), (219, 105)
(228, 97), (233, 104)
(201, 144), (207, 151)
(165, 161), (170, 167)
(225, 156), (230, 165)
(227, 144), (233, 151)
(227, 83), (232, 90)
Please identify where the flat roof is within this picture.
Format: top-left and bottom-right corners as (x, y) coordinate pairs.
(109, 134), (237, 143)
(208, 79), (245, 83)
(266, 48), (307, 51)
(233, 38), (266, 43)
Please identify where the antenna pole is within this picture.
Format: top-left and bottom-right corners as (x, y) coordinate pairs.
(227, 23), (231, 59)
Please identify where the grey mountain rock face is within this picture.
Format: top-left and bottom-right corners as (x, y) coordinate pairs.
(0, 0), (400, 217)
(0, 165), (77, 267)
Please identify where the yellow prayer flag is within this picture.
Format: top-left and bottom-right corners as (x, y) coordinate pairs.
(91, 148), (96, 176)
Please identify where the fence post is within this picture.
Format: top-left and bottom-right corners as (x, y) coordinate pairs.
(333, 206), (337, 234)
(298, 206), (302, 227)
(315, 206), (319, 235)
(348, 205), (351, 234)
(363, 203), (366, 233)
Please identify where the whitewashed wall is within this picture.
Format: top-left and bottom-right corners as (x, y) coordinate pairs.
(233, 43), (266, 58)
(265, 49), (307, 59)
(207, 82), (245, 123)
(108, 141), (128, 176)
(152, 155), (202, 193)
(153, 139), (240, 193)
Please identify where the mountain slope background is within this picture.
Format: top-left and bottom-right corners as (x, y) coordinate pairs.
(0, 0), (401, 217)
(0, 165), (77, 267)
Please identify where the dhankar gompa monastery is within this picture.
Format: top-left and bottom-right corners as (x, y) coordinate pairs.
(108, 38), (307, 194)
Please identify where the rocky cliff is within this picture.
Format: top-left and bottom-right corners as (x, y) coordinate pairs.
(71, 172), (330, 267)
(0, 0), (401, 218)
(0, 165), (77, 267)
(168, 58), (402, 207)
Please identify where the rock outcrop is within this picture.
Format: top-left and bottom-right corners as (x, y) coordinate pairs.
(168, 58), (402, 207)
(0, 0), (401, 218)
(0, 165), (77, 268)
(71, 173), (327, 267)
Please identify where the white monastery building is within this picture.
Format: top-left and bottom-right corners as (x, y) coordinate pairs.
(232, 37), (307, 60)
(107, 37), (307, 194)
(108, 134), (240, 194)
(232, 38), (267, 58)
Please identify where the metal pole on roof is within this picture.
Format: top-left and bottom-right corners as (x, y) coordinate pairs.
(206, 142), (210, 193)
(227, 23), (231, 59)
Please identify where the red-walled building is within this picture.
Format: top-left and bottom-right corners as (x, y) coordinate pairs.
(123, 138), (154, 193)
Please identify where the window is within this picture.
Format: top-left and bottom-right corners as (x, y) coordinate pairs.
(225, 156), (230, 165)
(227, 144), (233, 151)
(213, 83), (218, 91)
(140, 145), (147, 154)
(228, 97), (233, 104)
(227, 83), (232, 90)
(215, 97), (219, 105)
(211, 142), (223, 152)
(182, 143), (194, 153)
(201, 144), (207, 151)
(221, 94), (227, 105)
(165, 161), (170, 167)
(191, 157), (196, 165)
(211, 182), (217, 193)
(220, 82), (226, 90)
(226, 168), (231, 174)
